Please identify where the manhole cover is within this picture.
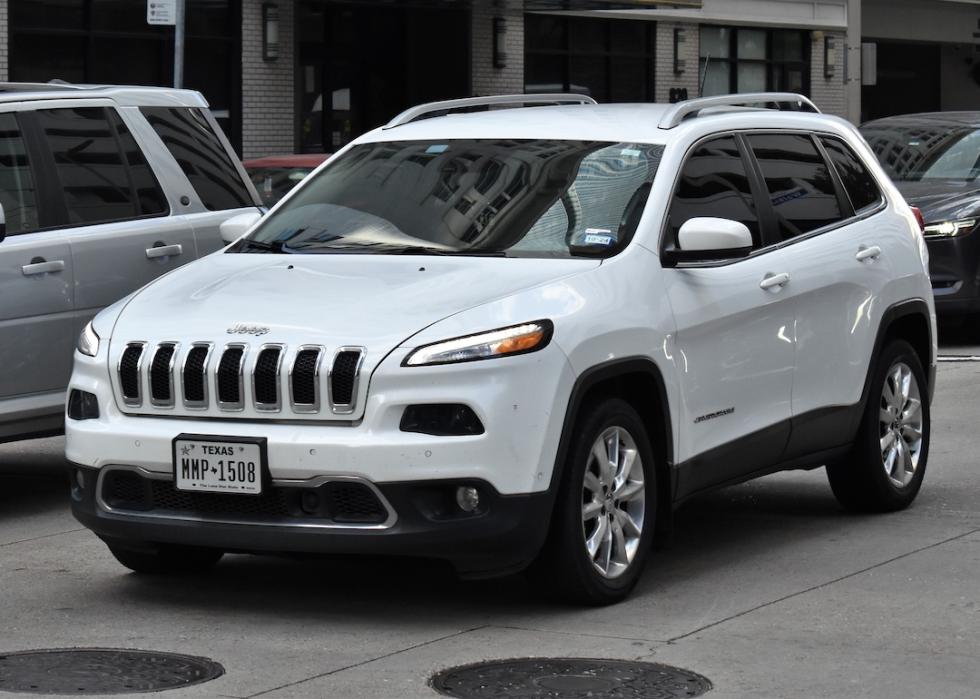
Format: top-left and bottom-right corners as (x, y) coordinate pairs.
(431, 658), (711, 699)
(0, 648), (224, 695)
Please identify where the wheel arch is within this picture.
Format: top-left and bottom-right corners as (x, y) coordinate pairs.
(549, 357), (675, 539)
(873, 299), (934, 402)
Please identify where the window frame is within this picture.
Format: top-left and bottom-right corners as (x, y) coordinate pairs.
(14, 105), (171, 232)
(660, 129), (888, 268)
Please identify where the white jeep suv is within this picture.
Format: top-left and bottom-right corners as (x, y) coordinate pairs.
(66, 93), (936, 604)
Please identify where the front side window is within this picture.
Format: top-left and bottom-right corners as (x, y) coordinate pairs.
(38, 107), (162, 226)
(236, 139), (664, 258)
(666, 136), (759, 249)
(0, 113), (39, 235)
(862, 122), (980, 183)
(141, 107), (252, 211)
(748, 133), (842, 239)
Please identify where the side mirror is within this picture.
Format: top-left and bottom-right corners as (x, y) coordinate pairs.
(219, 211), (262, 245)
(662, 217), (753, 266)
(0, 201), (6, 243)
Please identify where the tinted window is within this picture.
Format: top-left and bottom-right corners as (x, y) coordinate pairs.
(239, 139), (663, 259)
(667, 136), (759, 248)
(748, 133), (842, 239)
(820, 137), (881, 212)
(141, 107), (252, 211)
(0, 114), (39, 235)
(38, 107), (162, 226)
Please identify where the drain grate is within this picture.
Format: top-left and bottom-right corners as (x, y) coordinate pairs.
(431, 658), (712, 699)
(0, 648), (224, 695)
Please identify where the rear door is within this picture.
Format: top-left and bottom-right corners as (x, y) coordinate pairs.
(23, 104), (197, 332)
(0, 110), (75, 400)
(138, 106), (261, 256)
(743, 132), (892, 459)
(661, 134), (797, 497)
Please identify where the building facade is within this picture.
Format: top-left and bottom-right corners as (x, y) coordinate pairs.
(0, 0), (977, 158)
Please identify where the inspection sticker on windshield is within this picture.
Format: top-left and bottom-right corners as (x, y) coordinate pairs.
(584, 228), (614, 246)
(621, 148), (642, 157)
(426, 144), (449, 154)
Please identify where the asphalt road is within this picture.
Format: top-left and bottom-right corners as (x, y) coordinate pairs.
(2, 326), (979, 698)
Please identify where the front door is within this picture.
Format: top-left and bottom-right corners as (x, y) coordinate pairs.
(661, 135), (796, 497)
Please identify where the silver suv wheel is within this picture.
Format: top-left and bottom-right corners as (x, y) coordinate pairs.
(582, 426), (646, 579)
(879, 361), (923, 488)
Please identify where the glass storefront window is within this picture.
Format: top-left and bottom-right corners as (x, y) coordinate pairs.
(524, 15), (656, 103)
(700, 25), (810, 97)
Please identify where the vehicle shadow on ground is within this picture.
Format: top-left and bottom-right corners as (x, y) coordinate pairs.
(108, 469), (872, 623)
(0, 437), (70, 522)
(937, 318), (979, 350)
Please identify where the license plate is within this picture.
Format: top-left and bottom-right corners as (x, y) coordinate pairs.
(173, 435), (266, 495)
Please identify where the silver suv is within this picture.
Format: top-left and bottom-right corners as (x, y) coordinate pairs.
(0, 83), (261, 444)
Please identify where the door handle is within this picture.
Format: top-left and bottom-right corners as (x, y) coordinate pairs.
(856, 245), (881, 262)
(21, 258), (65, 276)
(759, 272), (790, 290)
(146, 243), (183, 259)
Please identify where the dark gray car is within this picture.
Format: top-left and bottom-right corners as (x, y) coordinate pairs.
(0, 83), (262, 443)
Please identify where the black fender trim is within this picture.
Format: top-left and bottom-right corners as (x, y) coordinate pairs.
(867, 298), (935, 402)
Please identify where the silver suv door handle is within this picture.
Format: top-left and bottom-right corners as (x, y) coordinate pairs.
(856, 245), (881, 262)
(146, 243), (183, 259)
(21, 259), (65, 276)
(759, 272), (790, 290)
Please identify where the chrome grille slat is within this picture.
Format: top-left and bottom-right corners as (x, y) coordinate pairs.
(117, 341), (365, 417)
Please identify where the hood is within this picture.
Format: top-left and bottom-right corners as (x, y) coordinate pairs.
(108, 251), (598, 420)
(893, 180), (980, 223)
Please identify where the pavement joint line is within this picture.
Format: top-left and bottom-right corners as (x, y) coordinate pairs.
(243, 624), (489, 698)
(665, 524), (980, 644)
(0, 528), (85, 549)
(487, 623), (668, 645)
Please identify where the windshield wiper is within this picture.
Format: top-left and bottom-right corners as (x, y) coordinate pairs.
(232, 238), (294, 254)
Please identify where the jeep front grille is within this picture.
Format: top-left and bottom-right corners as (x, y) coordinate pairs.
(116, 342), (365, 417)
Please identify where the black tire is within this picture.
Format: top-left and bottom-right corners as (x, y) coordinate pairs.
(827, 339), (930, 512)
(106, 541), (224, 575)
(529, 397), (657, 605)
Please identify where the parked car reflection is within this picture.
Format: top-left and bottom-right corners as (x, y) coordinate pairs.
(244, 154), (330, 207)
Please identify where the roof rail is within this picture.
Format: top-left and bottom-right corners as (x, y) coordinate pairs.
(658, 93), (820, 129)
(383, 93), (597, 129)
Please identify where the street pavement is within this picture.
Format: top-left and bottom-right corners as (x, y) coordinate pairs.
(1, 325), (979, 698)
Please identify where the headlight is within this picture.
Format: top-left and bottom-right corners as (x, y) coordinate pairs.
(403, 320), (553, 367)
(77, 321), (100, 357)
(923, 218), (976, 237)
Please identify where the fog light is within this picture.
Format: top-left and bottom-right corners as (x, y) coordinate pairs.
(74, 469), (85, 490)
(67, 389), (99, 420)
(456, 486), (480, 512)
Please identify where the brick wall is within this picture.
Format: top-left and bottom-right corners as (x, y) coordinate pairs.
(0, 0), (8, 81)
(809, 30), (847, 118)
(655, 21), (700, 102)
(471, 5), (524, 96)
(241, 0), (295, 159)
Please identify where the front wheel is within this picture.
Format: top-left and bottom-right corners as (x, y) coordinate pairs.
(827, 339), (930, 512)
(530, 398), (656, 605)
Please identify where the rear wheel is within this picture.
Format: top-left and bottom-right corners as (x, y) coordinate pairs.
(827, 339), (929, 512)
(106, 541), (223, 575)
(530, 398), (656, 605)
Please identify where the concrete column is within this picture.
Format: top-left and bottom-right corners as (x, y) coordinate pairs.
(241, 0), (296, 159)
(471, 5), (524, 96)
(655, 21), (700, 102)
(845, 0), (862, 123)
(0, 0), (8, 81)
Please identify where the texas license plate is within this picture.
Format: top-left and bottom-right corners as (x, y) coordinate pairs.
(173, 435), (266, 495)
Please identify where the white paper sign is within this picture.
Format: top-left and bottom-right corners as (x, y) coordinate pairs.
(147, 0), (176, 26)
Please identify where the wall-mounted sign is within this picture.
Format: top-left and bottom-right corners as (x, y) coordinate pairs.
(147, 0), (176, 26)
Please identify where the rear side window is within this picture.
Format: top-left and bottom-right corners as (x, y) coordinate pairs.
(748, 133), (842, 240)
(0, 113), (39, 234)
(141, 107), (252, 211)
(36, 107), (167, 225)
(667, 136), (759, 248)
(820, 137), (881, 212)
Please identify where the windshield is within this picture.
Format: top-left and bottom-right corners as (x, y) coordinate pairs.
(861, 123), (980, 182)
(232, 139), (664, 257)
(247, 166), (315, 207)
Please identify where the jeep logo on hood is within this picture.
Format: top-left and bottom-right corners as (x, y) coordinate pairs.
(227, 323), (270, 337)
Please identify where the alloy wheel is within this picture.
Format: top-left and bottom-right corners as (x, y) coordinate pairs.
(879, 361), (924, 488)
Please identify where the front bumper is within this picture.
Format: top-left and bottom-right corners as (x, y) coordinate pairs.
(927, 234), (980, 315)
(70, 464), (553, 577)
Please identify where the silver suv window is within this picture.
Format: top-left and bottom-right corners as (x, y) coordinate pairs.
(235, 139), (663, 258)
(0, 113), (38, 234)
